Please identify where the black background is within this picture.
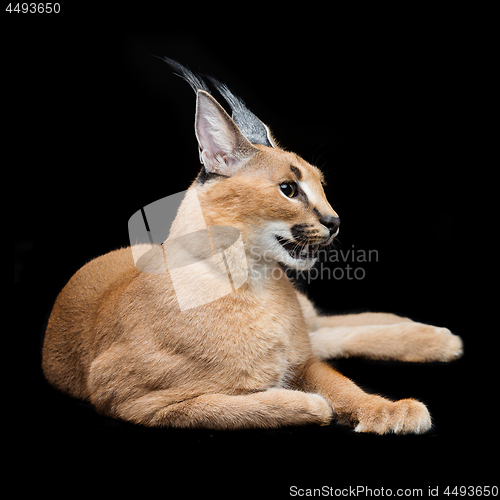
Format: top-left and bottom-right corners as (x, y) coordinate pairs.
(9, 6), (494, 496)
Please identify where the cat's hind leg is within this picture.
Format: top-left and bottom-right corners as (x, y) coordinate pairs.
(88, 344), (333, 429)
(114, 388), (333, 429)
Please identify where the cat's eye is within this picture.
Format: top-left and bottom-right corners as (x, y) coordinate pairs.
(280, 182), (298, 198)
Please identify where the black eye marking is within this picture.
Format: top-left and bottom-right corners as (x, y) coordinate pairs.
(290, 165), (302, 180)
(280, 181), (298, 198)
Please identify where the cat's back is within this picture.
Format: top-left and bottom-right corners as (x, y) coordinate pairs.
(42, 247), (141, 399)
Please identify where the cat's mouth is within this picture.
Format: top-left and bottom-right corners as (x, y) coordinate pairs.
(275, 236), (319, 260)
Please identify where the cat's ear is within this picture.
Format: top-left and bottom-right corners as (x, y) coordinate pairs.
(209, 79), (277, 148)
(195, 90), (257, 176)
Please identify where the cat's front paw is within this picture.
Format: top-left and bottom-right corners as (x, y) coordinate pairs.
(436, 327), (463, 361)
(405, 325), (463, 362)
(354, 398), (431, 435)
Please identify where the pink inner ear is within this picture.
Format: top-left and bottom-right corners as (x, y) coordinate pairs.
(196, 107), (232, 173)
(197, 116), (221, 157)
(195, 91), (256, 176)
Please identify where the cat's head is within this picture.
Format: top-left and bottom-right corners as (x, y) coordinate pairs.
(193, 89), (339, 271)
(163, 59), (339, 271)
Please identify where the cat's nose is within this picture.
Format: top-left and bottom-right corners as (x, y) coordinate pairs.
(320, 215), (340, 236)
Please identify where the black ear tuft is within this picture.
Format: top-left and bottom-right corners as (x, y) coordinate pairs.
(159, 57), (211, 94)
(159, 57), (277, 149)
(208, 77), (276, 148)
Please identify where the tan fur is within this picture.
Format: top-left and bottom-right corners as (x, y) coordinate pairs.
(42, 89), (463, 434)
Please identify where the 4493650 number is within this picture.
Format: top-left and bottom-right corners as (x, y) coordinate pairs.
(444, 486), (498, 497)
(5, 3), (60, 13)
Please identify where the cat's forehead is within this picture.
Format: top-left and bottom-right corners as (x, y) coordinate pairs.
(250, 146), (324, 183)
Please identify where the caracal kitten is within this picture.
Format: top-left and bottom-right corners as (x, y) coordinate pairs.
(42, 61), (463, 434)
